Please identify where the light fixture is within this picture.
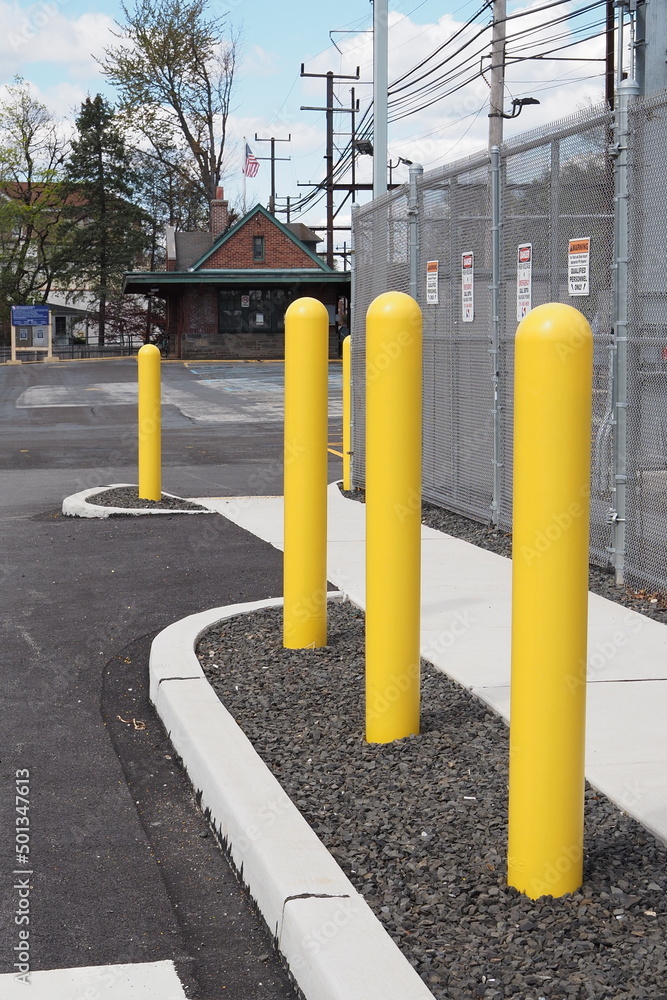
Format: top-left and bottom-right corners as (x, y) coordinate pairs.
(354, 139), (374, 156)
(492, 97), (541, 121)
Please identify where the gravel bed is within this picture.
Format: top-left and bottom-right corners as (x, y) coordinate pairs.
(340, 488), (667, 626)
(197, 601), (667, 1000)
(87, 486), (208, 511)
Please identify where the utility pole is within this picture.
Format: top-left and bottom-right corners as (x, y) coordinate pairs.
(254, 134), (291, 214)
(373, 0), (389, 198)
(488, 0), (507, 149)
(301, 65), (360, 268)
(636, 0), (667, 96)
(350, 87), (358, 203)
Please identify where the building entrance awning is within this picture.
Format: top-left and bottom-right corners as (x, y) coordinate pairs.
(123, 269), (350, 295)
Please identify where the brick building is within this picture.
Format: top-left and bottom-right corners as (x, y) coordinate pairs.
(123, 190), (350, 359)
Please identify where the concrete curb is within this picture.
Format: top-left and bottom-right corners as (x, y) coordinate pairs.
(149, 596), (436, 1000)
(62, 484), (214, 519)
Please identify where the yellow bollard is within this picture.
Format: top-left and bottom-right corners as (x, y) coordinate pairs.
(342, 334), (352, 491)
(365, 291), (422, 743)
(137, 343), (162, 501)
(508, 302), (593, 899)
(283, 297), (329, 649)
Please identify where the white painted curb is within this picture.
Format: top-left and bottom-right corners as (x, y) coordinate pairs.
(149, 596), (436, 1000)
(62, 484), (214, 518)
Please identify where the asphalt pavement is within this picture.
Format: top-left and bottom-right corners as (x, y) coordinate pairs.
(0, 358), (342, 998)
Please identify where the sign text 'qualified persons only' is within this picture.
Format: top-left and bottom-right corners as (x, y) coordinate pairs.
(568, 238), (590, 296)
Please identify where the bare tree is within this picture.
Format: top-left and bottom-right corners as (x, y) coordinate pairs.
(100, 0), (238, 205)
(0, 78), (69, 329)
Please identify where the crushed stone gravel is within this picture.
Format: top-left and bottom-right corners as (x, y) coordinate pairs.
(87, 486), (208, 512)
(193, 488), (667, 999)
(197, 600), (667, 1000)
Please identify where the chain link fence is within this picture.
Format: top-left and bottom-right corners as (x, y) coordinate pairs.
(351, 96), (667, 593)
(627, 90), (667, 590)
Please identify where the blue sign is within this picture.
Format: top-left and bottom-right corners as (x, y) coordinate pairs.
(11, 305), (50, 326)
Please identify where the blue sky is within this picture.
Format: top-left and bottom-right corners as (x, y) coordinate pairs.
(1, 0), (608, 244)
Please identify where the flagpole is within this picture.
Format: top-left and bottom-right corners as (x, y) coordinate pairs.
(242, 136), (247, 214)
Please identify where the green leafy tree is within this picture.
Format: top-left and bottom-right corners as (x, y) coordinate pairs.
(0, 78), (68, 337)
(60, 95), (148, 345)
(100, 0), (238, 206)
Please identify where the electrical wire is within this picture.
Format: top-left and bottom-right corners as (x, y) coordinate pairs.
(390, 1), (492, 91)
(388, 10), (608, 120)
(392, 1), (606, 111)
(289, 0), (610, 219)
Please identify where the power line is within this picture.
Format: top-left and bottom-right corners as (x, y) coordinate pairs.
(288, 0), (608, 221)
(390, 1), (492, 92)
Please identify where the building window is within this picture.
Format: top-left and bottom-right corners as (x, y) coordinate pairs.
(252, 235), (265, 261)
(219, 287), (297, 334)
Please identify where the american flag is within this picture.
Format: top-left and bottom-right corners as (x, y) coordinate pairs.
(243, 143), (259, 178)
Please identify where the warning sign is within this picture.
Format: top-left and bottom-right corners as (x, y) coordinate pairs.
(516, 243), (532, 321)
(461, 252), (474, 322)
(568, 237), (590, 296)
(426, 260), (439, 304)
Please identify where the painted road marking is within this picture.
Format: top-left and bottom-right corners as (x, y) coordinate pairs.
(16, 381), (342, 422)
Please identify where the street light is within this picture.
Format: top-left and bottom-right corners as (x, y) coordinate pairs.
(388, 156), (413, 185)
(491, 97), (541, 121)
(353, 139), (374, 156)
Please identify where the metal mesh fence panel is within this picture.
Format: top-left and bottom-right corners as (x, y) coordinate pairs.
(497, 112), (615, 573)
(351, 189), (410, 486)
(626, 90), (667, 590)
(418, 157), (494, 520)
(349, 103), (667, 588)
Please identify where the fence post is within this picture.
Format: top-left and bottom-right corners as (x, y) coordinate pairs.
(490, 145), (502, 527)
(408, 163), (423, 301)
(342, 335), (352, 491)
(507, 302), (593, 899)
(137, 343), (162, 501)
(365, 291), (422, 743)
(350, 203), (360, 487)
(611, 76), (640, 585)
(283, 297), (329, 649)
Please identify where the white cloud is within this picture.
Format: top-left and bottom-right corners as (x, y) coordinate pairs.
(238, 43), (281, 80)
(0, 2), (116, 87)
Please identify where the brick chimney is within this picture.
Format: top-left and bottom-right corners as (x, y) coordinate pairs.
(210, 186), (229, 237)
(165, 224), (176, 271)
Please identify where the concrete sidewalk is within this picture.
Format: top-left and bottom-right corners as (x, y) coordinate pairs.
(197, 482), (667, 848)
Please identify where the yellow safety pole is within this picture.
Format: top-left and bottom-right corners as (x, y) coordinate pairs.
(342, 334), (352, 490)
(137, 343), (162, 501)
(365, 291), (422, 743)
(508, 302), (593, 899)
(283, 297), (329, 649)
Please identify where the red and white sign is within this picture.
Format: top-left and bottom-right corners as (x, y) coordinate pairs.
(461, 251), (474, 322)
(426, 260), (439, 305)
(516, 243), (532, 321)
(568, 237), (590, 296)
